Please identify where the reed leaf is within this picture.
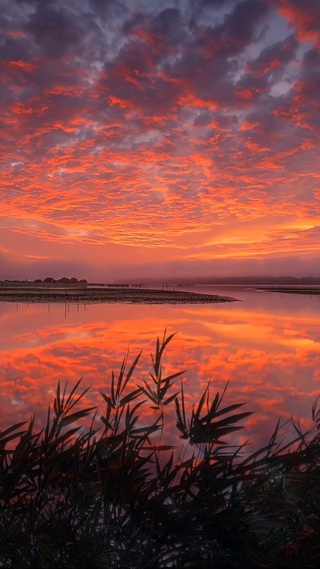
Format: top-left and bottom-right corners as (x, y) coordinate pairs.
(1, 331), (320, 568)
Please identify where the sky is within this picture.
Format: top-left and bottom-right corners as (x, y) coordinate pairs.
(1, 0), (320, 282)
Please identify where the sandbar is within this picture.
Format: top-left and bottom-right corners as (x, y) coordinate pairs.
(256, 287), (320, 295)
(0, 287), (238, 305)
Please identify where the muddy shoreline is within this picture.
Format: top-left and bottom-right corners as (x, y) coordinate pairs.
(0, 287), (238, 305)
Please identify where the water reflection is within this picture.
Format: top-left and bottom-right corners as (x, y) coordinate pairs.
(0, 288), (319, 449)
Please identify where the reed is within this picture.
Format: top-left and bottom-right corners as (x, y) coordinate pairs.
(1, 331), (320, 568)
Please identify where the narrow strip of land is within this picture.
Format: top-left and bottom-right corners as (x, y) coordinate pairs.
(256, 287), (320, 295)
(0, 287), (238, 304)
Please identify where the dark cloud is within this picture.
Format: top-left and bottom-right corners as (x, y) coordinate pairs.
(224, 0), (270, 42)
(296, 76), (320, 106)
(235, 73), (269, 102)
(110, 38), (155, 76)
(212, 113), (238, 128)
(90, 0), (117, 8)
(0, 36), (33, 63)
(246, 33), (298, 79)
(299, 46), (320, 93)
(302, 47), (320, 68)
(90, 0), (125, 16)
(199, 0), (270, 58)
(150, 8), (184, 47)
(24, 1), (89, 57)
(122, 11), (147, 36)
(193, 110), (213, 127)
(196, 0), (229, 5)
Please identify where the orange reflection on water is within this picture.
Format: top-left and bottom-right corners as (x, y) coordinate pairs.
(0, 291), (319, 448)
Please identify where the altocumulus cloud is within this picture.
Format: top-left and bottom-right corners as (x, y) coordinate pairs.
(1, 0), (320, 280)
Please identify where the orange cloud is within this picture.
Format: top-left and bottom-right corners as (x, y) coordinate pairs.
(1, 0), (320, 280)
(277, 1), (320, 47)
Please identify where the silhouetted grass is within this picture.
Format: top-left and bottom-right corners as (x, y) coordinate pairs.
(1, 331), (320, 567)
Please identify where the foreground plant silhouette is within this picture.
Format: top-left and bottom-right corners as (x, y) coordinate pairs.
(1, 331), (320, 568)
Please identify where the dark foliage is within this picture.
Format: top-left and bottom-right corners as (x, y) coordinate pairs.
(1, 331), (320, 568)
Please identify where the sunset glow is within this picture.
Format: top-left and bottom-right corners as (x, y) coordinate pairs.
(1, 0), (320, 281)
(1, 293), (319, 447)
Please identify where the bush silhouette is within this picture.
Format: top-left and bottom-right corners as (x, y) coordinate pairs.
(1, 331), (320, 568)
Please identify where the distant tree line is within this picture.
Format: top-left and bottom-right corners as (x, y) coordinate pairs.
(34, 277), (87, 283)
(2, 277), (88, 284)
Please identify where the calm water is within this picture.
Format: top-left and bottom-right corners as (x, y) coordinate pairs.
(1, 285), (319, 448)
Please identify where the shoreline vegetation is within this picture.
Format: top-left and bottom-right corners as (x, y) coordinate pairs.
(1, 331), (320, 568)
(257, 286), (320, 295)
(0, 281), (238, 304)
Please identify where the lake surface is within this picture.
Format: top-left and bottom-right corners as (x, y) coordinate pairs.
(1, 285), (320, 449)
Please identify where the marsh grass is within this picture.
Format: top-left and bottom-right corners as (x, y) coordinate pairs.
(1, 331), (320, 567)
